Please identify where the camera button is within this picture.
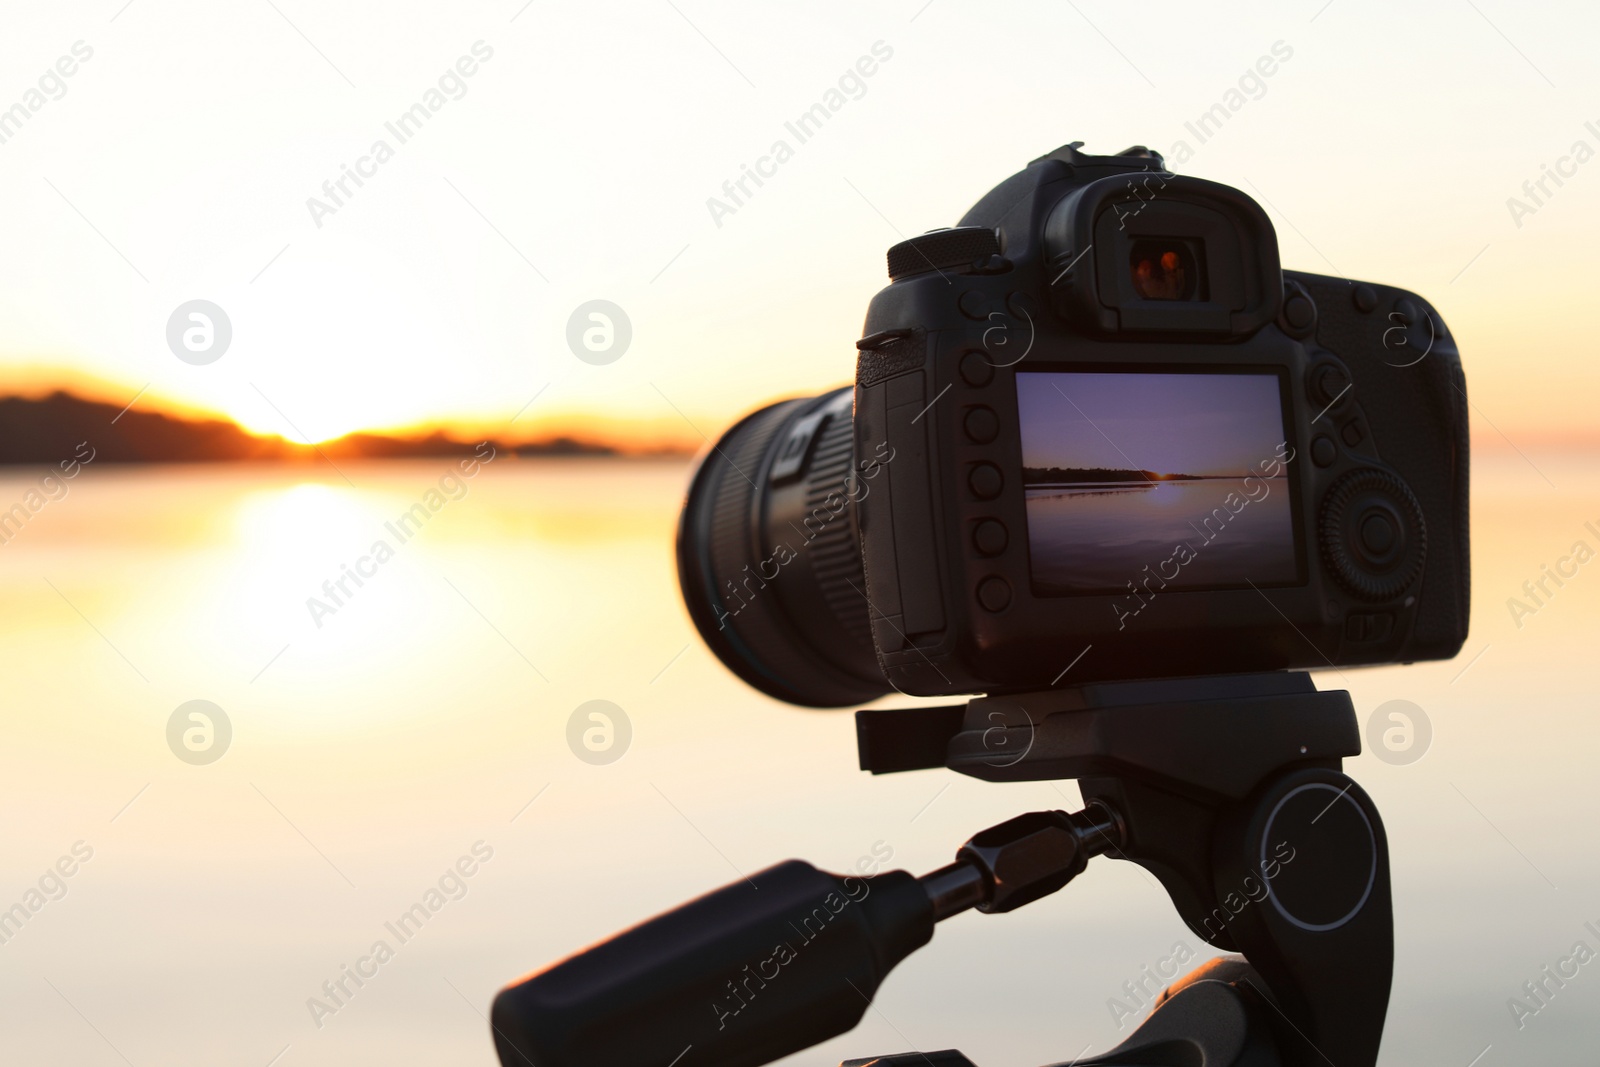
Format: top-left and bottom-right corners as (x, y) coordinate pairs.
(960, 351), (994, 387)
(1280, 280), (1318, 338)
(1341, 419), (1365, 447)
(969, 463), (1003, 499)
(964, 406), (999, 443)
(1311, 435), (1337, 468)
(958, 291), (990, 320)
(972, 519), (1008, 556)
(977, 577), (1011, 612)
(1352, 284), (1378, 313)
(1284, 293), (1315, 330)
(1310, 362), (1351, 408)
(1361, 513), (1397, 557)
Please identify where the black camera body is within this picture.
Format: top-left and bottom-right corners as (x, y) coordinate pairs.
(677, 142), (1468, 706)
(849, 143), (1468, 697)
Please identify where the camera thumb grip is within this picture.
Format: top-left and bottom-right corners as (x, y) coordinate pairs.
(489, 860), (934, 1067)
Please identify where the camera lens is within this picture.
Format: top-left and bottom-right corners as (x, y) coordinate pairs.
(676, 387), (889, 708)
(1129, 239), (1199, 301)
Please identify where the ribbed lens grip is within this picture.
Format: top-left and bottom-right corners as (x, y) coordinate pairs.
(677, 390), (887, 708)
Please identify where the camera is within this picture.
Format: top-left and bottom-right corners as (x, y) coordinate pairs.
(497, 142), (1454, 1067)
(677, 142), (1469, 706)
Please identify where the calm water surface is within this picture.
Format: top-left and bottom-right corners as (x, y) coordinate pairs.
(0, 454), (1597, 1066)
(1025, 478), (1297, 592)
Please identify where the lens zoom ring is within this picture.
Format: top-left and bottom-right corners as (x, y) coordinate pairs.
(801, 413), (874, 646)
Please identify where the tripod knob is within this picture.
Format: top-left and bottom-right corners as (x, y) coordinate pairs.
(1214, 768), (1393, 1067)
(1259, 781), (1378, 931)
(954, 804), (1121, 913)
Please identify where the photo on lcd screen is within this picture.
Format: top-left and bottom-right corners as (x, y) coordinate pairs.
(1016, 370), (1300, 595)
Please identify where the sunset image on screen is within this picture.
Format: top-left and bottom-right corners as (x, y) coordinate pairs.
(1016, 370), (1298, 594)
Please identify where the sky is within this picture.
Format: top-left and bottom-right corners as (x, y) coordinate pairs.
(0, 1), (1596, 449)
(1016, 371), (1285, 477)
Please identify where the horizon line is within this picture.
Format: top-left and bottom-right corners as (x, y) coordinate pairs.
(3, 384), (1599, 458)
(0, 386), (698, 456)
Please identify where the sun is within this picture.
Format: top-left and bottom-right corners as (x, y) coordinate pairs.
(226, 397), (405, 446)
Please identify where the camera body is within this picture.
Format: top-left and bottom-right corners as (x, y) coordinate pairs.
(849, 143), (1468, 697)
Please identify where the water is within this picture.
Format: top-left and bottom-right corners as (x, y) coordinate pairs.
(1024, 477), (1298, 593)
(0, 453), (1596, 1066)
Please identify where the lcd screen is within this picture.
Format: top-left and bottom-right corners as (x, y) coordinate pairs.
(1016, 370), (1300, 595)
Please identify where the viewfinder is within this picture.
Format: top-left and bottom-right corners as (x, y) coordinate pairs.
(1130, 239), (1203, 301)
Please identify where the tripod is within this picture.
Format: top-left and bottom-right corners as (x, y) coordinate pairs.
(490, 672), (1391, 1067)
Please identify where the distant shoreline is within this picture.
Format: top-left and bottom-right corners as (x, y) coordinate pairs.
(1026, 472), (1289, 490)
(0, 452), (693, 468)
(0, 391), (691, 465)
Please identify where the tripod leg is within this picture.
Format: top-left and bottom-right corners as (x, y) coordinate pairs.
(1078, 956), (1284, 1067)
(843, 959), (1285, 1067)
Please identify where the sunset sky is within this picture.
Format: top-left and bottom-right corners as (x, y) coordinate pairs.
(1017, 371), (1286, 478)
(0, 1), (1595, 450)
(4, 6), (1600, 1065)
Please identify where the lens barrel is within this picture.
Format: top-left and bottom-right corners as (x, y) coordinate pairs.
(676, 387), (888, 707)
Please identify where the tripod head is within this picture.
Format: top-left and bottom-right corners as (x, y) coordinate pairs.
(490, 673), (1392, 1067)
(859, 671), (1392, 1066)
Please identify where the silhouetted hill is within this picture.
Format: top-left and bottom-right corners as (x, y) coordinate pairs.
(0, 392), (625, 463)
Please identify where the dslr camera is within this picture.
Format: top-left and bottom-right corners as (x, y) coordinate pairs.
(679, 141), (1469, 705)
(492, 143), (1471, 1067)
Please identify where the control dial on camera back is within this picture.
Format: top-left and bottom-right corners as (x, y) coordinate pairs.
(1319, 469), (1427, 602)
